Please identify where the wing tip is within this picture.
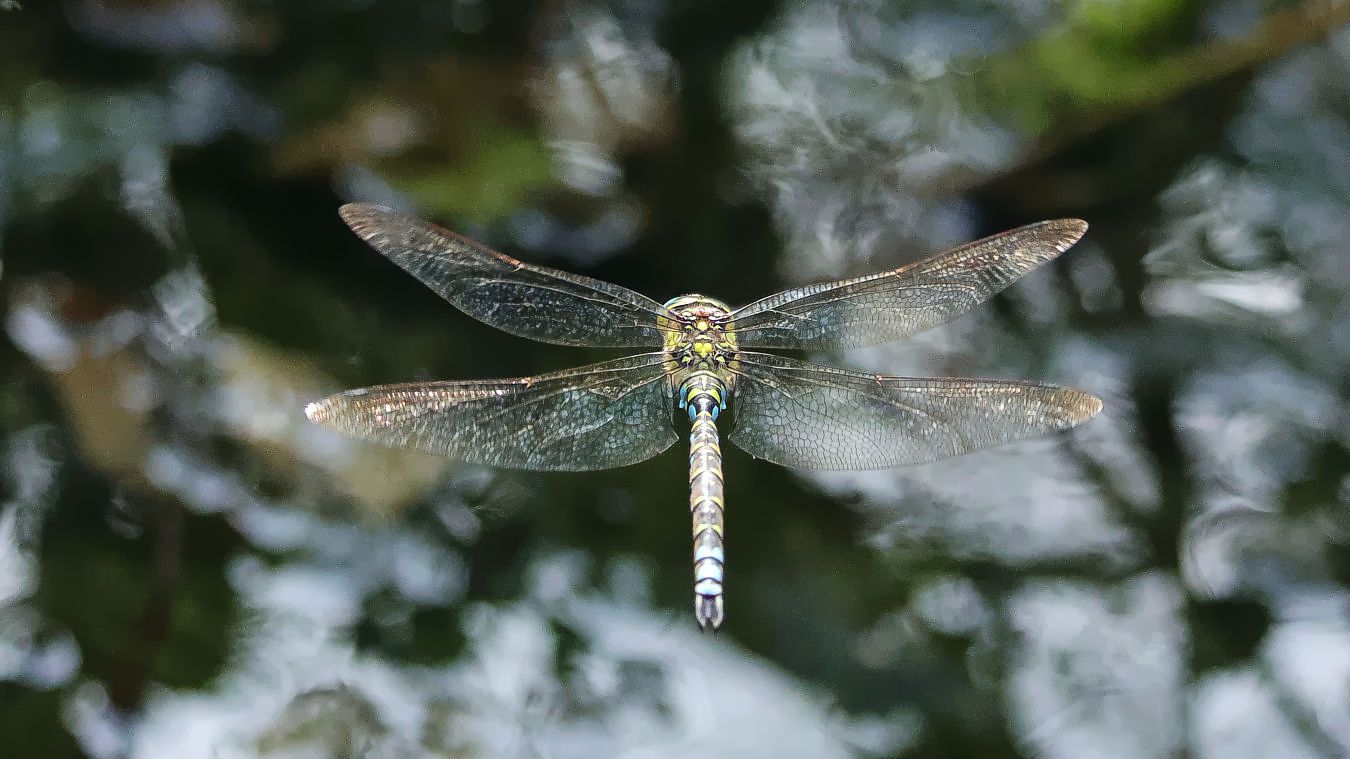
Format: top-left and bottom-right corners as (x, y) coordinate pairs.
(338, 202), (400, 235)
(304, 399), (332, 425)
(1034, 218), (1088, 251)
(304, 389), (374, 428)
(1068, 389), (1105, 424)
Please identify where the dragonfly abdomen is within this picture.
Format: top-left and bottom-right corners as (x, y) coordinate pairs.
(681, 371), (727, 630)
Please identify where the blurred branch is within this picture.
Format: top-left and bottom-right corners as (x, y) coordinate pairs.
(979, 0), (1350, 168)
(107, 494), (183, 712)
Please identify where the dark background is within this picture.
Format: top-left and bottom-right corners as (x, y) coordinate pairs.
(2, 1), (1349, 756)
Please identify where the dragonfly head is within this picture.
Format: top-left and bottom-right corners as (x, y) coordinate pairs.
(662, 295), (737, 368)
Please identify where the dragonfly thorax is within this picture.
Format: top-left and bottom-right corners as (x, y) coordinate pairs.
(661, 294), (738, 371)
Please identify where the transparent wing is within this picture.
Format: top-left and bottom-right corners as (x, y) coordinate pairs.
(305, 354), (677, 471)
(730, 220), (1087, 349)
(341, 204), (668, 347)
(727, 352), (1102, 470)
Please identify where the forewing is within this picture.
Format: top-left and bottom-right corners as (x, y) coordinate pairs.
(730, 220), (1087, 349)
(727, 352), (1102, 470)
(341, 204), (667, 347)
(305, 354), (677, 471)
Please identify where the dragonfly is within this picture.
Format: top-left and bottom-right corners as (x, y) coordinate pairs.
(305, 204), (1103, 630)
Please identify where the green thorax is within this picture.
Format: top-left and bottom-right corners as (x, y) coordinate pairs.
(661, 295), (738, 378)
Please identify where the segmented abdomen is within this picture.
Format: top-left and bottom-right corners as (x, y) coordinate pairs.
(682, 371), (727, 630)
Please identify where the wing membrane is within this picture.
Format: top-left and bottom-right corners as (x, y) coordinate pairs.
(341, 204), (668, 347)
(727, 352), (1102, 470)
(305, 354), (676, 471)
(730, 220), (1087, 349)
